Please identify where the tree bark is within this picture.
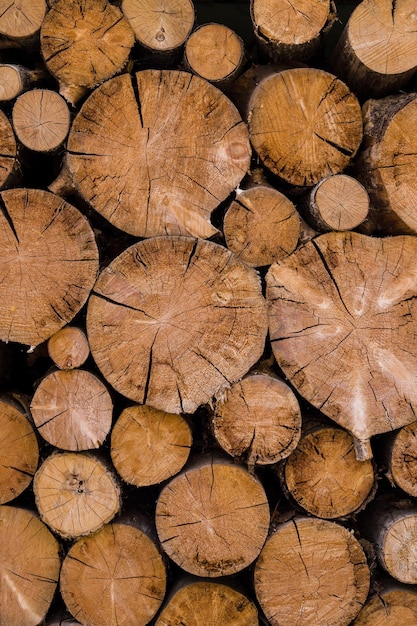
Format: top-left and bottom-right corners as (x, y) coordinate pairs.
(60, 520), (166, 626)
(65, 69), (251, 238)
(212, 372), (302, 466)
(251, 0), (336, 63)
(355, 93), (417, 235)
(223, 183), (301, 266)
(30, 368), (113, 451)
(0, 505), (60, 626)
(266, 231), (417, 459)
(247, 67), (363, 187)
(110, 404), (192, 487)
(34, 451), (121, 539)
(280, 423), (375, 519)
(0, 395), (38, 504)
(0, 188), (99, 347)
(12, 89), (70, 152)
(47, 326), (90, 370)
(155, 460), (270, 577)
(122, 0), (194, 54)
(184, 23), (245, 88)
(40, 0), (135, 104)
(254, 516), (370, 626)
(86, 236), (267, 414)
(332, 0), (417, 98)
(155, 579), (259, 626)
(303, 174), (370, 232)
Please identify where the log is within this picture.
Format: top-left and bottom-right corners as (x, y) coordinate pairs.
(155, 460), (270, 577)
(0, 395), (38, 504)
(362, 499), (417, 584)
(30, 368), (113, 451)
(0, 64), (45, 101)
(0, 0), (46, 46)
(47, 326), (90, 370)
(212, 372), (302, 466)
(155, 579), (259, 625)
(60, 519), (166, 626)
(33, 451), (121, 539)
(247, 67), (363, 187)
(303, 174), (370, 232)
(254, 516), (370, 626)
(250, 0), (336, 62)
(65, 69), (251, 238)
(383, 421), (417, 497)
(110, 404), (192, 487)
(0, 109), (18, 188)
(354, 586), (417, 625)
(12, 89), (70, 152)
(184, 23), (245, 87)
(40, 0), (135, 104)
(266, 231), (417, 459)
(355, 93), (417, 235)
(0, 505), (60, 626)
(122, 0), (195, 55)
(86, 236), (267, 414)
(332, 0), (417, 98)
(280, 423), (375, 519)
(223, 183), (301, 266)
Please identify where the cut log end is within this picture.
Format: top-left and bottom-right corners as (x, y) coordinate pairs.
(47, 326), (90, 370)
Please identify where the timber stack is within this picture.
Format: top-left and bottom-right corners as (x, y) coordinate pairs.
(1, 0), (417, 625)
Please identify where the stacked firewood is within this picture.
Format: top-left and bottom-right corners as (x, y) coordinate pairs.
(1, 0), (417, 624)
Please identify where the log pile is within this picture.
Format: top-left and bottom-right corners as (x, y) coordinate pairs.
(1, 1), (417, 625)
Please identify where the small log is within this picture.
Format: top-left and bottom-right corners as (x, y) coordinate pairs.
(155, 460), (270, 577)
(266, 231), (417, 459)
(0, 188), (99, 347)
(33, 451), (121, 539)
(66, 69), (251, 237)
(184, 23), (245, 87)
(354, 586), (417, 625)
(86, 236), (267, 414)
(355, 93), (417, 235)
(47, 326), (90, 370)
(223, 184), (301, 267)
(332, 0), (417, 98)
(0, 64), (45, 101)
(0, 0), (46, 46)
(0, 109), (18, 188)
(250, 0), (336, 62)
(60, 520), (166, 626)
(12, 89), (70, 152)
(212, 372), (302, 466)
(0, 505), (60, 626)
(254, 516), (370, 626)
(247, 67), (363, 187)
(30, 369), (113, 451)
(122, 0), (194, 54)
(0, 396), (39, 503)
(155, 580), (258, 626)
(111, 404), (192, 487)
(363, 499), (417, 584)
(281, 424), (375, 519)
(304, 174), (370, 232)
(40, 0), (135, 104)
(383, 421), (417, 497)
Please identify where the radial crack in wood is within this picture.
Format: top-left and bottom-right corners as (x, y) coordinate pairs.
(87, 236), (267, 414)
(66, 69), (251, 237)
(266, 231), (417, 457)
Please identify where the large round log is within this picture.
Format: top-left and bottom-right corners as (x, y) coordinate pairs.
(87, 236), (267, 414)
(66, 69), (251, 238)
(0, 505), (60, 626)
(0, 188), (99, 347)
(266, 231), (417, 459)
(254, 517), (370, 626)
(155, 461), (270, 577)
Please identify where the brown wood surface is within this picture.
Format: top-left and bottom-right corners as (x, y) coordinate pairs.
(47, 326), (90, 370)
